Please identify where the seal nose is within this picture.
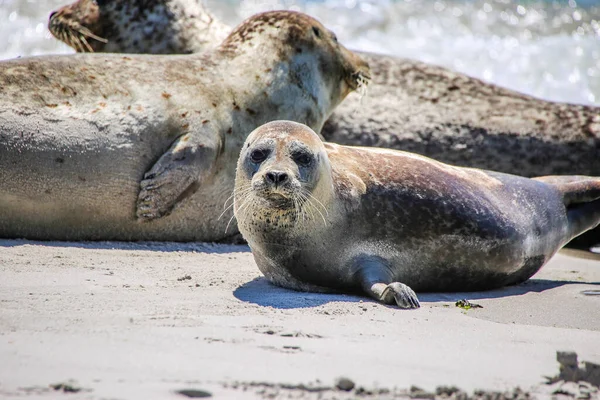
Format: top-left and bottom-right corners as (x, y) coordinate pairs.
(265, 171), (288, 186)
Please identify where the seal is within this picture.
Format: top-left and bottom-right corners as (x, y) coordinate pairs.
(234, 121), (600, 308)
(0, 11), (370, 242)
(48, 0), (600, 247)
(48, 0), (230, 54)
(48, 0), (600, 177)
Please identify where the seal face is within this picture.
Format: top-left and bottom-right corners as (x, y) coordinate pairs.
(235, 121), (600, 309)
(0, 11), (369, 242)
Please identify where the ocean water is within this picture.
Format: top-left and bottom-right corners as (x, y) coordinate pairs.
(0, 0), (598, 106)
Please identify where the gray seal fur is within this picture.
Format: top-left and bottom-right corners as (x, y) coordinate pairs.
(234, 121), (600, 308)
(0, 11), (369, 241)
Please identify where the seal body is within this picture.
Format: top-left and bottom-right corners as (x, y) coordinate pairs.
(0, 11), (369, 241)
(323, 53), (600, 178)
(234, 121), (600, 308)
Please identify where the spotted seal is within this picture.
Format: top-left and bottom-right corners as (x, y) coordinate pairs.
(0, 11), (369, 241)
(48, 0), (230, 54)
(47, 0), (600, 248)
(48, 0), (600, 178)
(234, 121), (600, 308)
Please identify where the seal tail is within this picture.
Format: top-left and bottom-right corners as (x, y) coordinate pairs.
(533, 175), (600, 242)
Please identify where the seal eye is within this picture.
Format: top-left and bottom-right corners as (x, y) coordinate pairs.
(250, 149), (269, 163)
(293, 151), (313, 167)
(312, 26), (321, 38)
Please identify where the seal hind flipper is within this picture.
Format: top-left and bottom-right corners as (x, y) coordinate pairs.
(355, 256), (421, 309)
(136, 131), (220, 222)
(534, 176), (600, 242)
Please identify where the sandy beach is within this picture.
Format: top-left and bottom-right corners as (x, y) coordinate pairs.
(0, 239), (598, 399)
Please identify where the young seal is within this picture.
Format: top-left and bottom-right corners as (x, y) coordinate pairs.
(234, 121), (600, 309)
(0, 11), (370, 242)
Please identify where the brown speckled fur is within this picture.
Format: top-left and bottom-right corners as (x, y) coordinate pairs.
(1, 11), (368, 241)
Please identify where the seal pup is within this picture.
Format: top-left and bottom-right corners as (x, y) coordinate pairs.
(48, 0), (230, 54)
(234, 121), (600, 309)
(0, 11), (369, 242)
(48, 0), (600, 177)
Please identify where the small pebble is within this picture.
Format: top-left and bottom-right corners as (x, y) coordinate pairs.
(335, 377), (355, 391)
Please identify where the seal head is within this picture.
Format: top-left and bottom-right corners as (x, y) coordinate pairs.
(220, 11), (370, 109)
(236, 120), (331, 221)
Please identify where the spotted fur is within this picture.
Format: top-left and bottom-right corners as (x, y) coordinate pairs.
(48, 0), (229, 54)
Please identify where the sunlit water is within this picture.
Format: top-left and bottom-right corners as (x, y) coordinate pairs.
(1, 0), (599, 105)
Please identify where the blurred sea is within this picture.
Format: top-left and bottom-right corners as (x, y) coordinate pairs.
(0, 0), (598, 105)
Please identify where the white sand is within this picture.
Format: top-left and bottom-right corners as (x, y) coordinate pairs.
(0, 240), (599, 399)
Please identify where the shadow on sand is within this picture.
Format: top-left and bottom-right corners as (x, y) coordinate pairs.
(234, 276), (600, 309)
(234, 277), (363, 309)
(0, 238), (251, 254)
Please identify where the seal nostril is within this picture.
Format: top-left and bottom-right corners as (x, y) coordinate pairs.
(278, 172), (288, 184)
(265, 171), (288, 186)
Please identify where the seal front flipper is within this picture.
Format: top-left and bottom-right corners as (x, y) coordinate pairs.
(136, 131), (220, 222)
(355, 256), (421, 309)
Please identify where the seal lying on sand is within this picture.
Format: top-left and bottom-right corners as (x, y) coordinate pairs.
(0, 11), (369, 242)
(234, 121), (600, 308)
(48, 0), (600, 177)
(47, 0), (600, 248)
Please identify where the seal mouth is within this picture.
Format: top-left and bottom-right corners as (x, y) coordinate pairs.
(48, 12), (108, 53)
(259, 191), (295, 208)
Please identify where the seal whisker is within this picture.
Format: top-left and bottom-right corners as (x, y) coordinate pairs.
(294, 193), (306, 223)
(68, 30), (86, 53)
(296, 192), (314, 223)
(220, 186), (253, 220)
(296, 190), (322, 226)
(237, 196), (259, 229)
(355, 72), (370, 101)
(300, 188), (328, 225)
(77, 26), (108, 44)
(228, 190), (257, 233)
(299, 191), (320, 225)
(304, 189), (329, 217)
(223, 186), (253, 209)
(78, 33), (94, 53)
